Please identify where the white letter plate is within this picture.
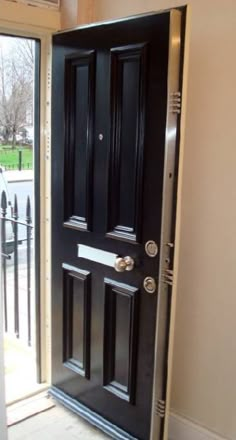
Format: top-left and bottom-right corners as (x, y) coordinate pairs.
(77, 244), (118, 268)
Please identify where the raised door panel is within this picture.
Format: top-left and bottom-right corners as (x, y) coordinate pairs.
(103, 278), (139, 403)
(64, 51), (95, 231)
(63, 264), (91, 379)
(107, 44), (147, 243)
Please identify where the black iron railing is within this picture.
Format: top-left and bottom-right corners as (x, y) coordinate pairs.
(0, 163), (32, 171)
(1, 190), (33, 346)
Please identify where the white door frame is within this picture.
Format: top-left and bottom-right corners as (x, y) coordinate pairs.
(0, 19), (54, 404)
(0, 253), (7, 438)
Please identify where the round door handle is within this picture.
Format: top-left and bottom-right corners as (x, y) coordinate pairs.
(114, 256), (135, 272)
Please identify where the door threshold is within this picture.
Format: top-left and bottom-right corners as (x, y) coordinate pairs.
(7, 389), (53, 427)
(50, 386), (139, 440)
(7, 384), (49, 407)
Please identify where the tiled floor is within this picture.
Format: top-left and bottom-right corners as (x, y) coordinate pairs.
(8, 403), (110, 440)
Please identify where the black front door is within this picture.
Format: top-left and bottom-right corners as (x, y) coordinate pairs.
(51, 10), (184, 440)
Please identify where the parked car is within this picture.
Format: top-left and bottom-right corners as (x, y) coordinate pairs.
(0, 167), (14, 255)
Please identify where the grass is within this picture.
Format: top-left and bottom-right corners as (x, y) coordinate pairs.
(0, 144), (33, 170)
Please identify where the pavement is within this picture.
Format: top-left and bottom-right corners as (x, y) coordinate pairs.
(3, 168), (37, 406)
(5, 170), (33, 183)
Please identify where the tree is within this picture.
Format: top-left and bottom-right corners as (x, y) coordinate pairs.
(0, 37), (34, 148)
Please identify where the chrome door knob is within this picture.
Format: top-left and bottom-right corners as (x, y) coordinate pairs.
(114, 256), (135, 272)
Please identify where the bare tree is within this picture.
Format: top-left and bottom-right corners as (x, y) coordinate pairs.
(15, 39), (34, 76)
(0, 37), (34, 148)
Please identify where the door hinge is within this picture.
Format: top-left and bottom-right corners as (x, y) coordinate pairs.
(155, 399), (166, 418)
(169, 91), (181, 114)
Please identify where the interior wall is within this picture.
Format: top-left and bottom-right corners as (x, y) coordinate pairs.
(61, 0), (78, 30)
(60, 0), (94, 28)
(77, 0), (94, 25)
(73, 1), (236, 439)
(0, 0), (60, 30)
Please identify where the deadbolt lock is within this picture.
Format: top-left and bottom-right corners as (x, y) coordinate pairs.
(143, 277), (157, 294)
(145, 240), (158, 257)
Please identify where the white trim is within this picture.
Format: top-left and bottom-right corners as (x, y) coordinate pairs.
(169, 413), (229, 440)
(0, 21), (53, 439)
(0, 24), (52, 385)
(0, 245), (7, 439)
(39, 32), (52, 384)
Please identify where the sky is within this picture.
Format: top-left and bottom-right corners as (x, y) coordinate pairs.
(0, 35), (17, 55)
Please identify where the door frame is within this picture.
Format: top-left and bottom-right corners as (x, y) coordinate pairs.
(0, 21), (53, 386)
(0, 244), (7, 439)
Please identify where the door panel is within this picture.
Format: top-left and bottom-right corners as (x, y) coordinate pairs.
(51, 10), (184, 440)
(103, 278), (139, 404)
(64, 51), (95, 231)
(107, 44), (147, 243)
(63, 265), (91, 379)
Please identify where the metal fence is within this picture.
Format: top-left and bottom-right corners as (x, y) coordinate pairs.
(1, 190), (33, 346)
(0, 149), (32, 170)
(0, 163), (32, 171)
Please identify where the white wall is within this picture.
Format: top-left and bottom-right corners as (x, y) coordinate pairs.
(73, 1), (236, 439)
(0, 0), (60, 30)
(61, 0), (78, 29)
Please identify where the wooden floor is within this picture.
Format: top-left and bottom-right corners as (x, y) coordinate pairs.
(8, 403), (110, 440)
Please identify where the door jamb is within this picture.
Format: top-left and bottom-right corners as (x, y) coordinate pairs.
(0, 22), (53, 385)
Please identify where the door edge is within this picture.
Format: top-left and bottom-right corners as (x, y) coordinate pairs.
(55, 8), (186, 36)
(162, 5), (191, 440)
(150, 7), (189, 440)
